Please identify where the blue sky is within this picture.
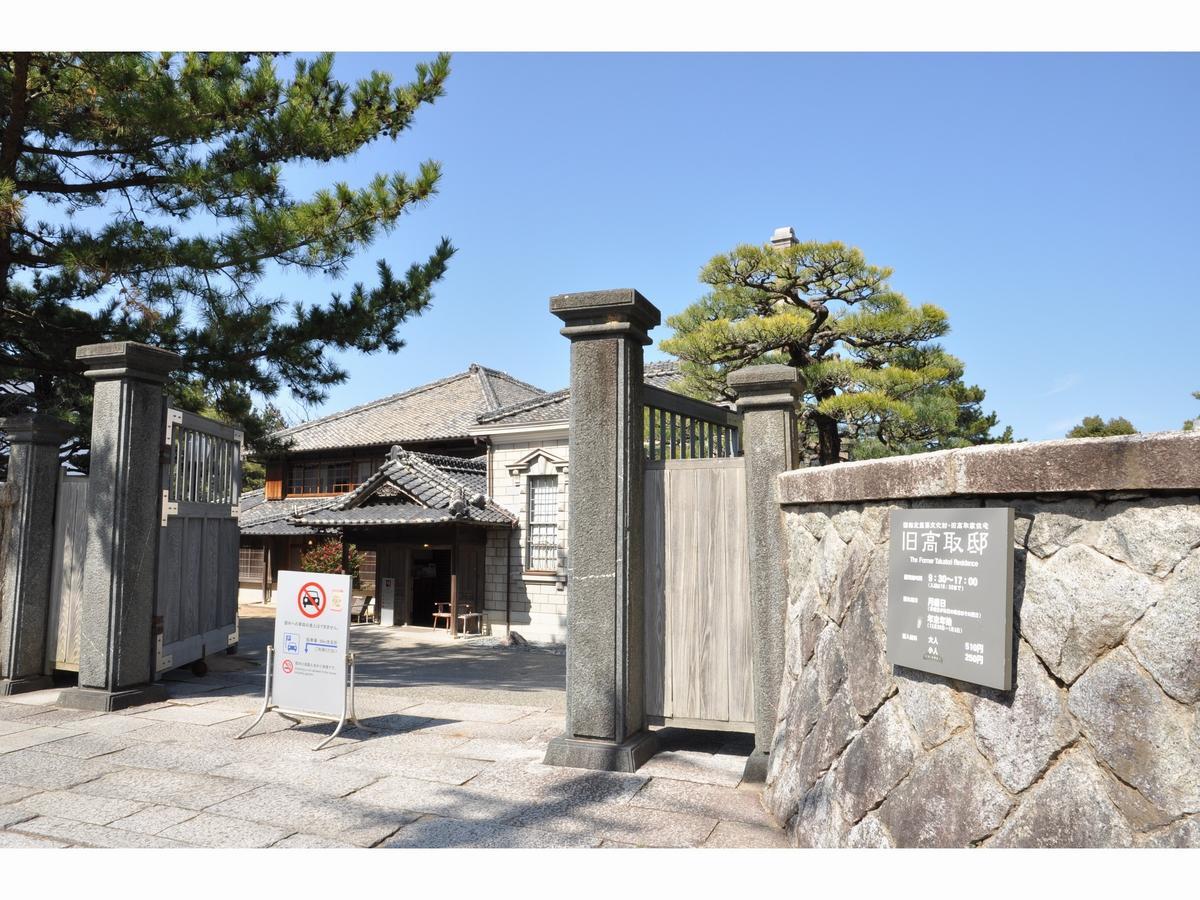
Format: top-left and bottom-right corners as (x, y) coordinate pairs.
(268, 53), (1199, 439)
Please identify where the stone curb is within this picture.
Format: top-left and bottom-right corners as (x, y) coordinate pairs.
(779, 431), (1200, 505)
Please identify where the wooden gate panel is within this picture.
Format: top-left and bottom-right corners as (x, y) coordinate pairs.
(644, 457), (753, 732)
(156, 408), (242, 671)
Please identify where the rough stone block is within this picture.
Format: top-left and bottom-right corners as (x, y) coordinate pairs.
(791, 771), (850, 848)
(833, 697), (918, 824)
(987, 749), (1134, 847)
(1020, 544), (1158, 683)
(1142, 815), (1200, 848)
(829, 532), (875, 624)
(1127, 550), (1200, 703)
(1022, 497), (1101, 557)
(1094, 498), (1200, 577)
(973, 640), (1077, 792)
(792, 687), (862, 797)
(876, 734), (1011, 847)
(840, 589), (893, 718)
(846, 814), (894, 848)
(1067, 647), (1200, 817)
(895, 668), (971, 749)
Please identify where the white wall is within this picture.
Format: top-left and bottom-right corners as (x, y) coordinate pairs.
(483, 433), (570, 642)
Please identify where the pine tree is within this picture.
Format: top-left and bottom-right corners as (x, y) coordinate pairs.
(660, 237), (1009, 465)
(1066, 415), (1137, 438)
(0, 52), (455, 468)
(1184, 391), (1199, 432)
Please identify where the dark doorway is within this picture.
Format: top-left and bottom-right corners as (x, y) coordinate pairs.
(410, 547), (452, 626)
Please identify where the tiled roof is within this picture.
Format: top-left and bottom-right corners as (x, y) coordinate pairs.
(273, 364), (545, 453)
(476, 360), (686, 427)
(292, 447), (515, 529)
(238, 490), (337, 536)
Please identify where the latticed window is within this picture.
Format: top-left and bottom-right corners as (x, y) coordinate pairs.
(239, 546), (265, 582)
(526, 475), (559, 571)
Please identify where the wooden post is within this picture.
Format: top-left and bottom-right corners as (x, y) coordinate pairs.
(449, 530), (459, 637)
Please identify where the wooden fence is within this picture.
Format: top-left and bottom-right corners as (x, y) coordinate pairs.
(643, 384), (742, 461)
(643, 457), (754, 732)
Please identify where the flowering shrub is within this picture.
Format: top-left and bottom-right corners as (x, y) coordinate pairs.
(299, 538), (366, 583)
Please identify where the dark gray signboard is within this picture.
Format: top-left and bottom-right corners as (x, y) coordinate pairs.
(886, 507), (1015, 690)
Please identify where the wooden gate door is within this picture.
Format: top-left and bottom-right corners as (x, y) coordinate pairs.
(643, 457), (754, 732)
(46, 473), (89, 671)
(155, 408), (242, 673)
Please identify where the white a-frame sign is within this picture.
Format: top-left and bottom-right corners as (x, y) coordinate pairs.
(238, 570), (374, 750)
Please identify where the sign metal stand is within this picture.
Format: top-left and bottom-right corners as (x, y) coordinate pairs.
(237, 645), (375, 750)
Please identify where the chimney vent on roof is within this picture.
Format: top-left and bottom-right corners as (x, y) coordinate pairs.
(771, 226), (798, 249)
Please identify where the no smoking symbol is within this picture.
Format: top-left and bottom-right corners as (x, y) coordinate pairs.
(298, 582), (326, 618)
(281, 659), (294, 674)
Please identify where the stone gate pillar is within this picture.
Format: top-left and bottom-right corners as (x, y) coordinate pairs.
(544, 289), (661, 772)
(728, 365), (801, 781)
(0, 414), (71, 695)
(60, 341), (180, 711)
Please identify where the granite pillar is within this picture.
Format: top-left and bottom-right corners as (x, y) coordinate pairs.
(0, 414), (71, 695)
(59, 342), (180, 711)
(543, 289), (661, 772)
(728, 365), (801, 781)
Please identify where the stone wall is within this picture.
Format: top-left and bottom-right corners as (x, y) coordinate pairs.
(765, 432), (1200, 848)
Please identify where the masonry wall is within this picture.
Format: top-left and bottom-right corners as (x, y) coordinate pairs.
(483, 436), (570, 642)
(765, 433), (1200, 848)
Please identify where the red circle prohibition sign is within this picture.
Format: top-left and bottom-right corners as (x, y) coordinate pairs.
(281, 659), (294, 674)
(298, 581), (327, 619)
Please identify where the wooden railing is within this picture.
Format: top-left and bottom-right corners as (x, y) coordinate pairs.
(643, 384), (742, 461)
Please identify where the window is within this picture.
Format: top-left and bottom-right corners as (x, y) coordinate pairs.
(286, 460), (360, 496)
(358, 550), (377, 589)
(329, 461), (354, 493)
(526, 475), (559, 571)
(239, 546), (265, 583)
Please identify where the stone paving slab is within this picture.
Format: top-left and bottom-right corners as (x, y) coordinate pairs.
(466, 759), (648, 805)
(0, 784), (40, 805)
(402, 701), (546, 724)
(0, 689), (61, 706)
(108, 804), (200, 836)
(349, 775), (522, 824)
(74, 768), (260, 811)
(35, 732), (141, 760)
(0, 704), (45, 721)
(381, 814), (598, 848)
(0, 804), (37, 829)
(317, 729), (471, 763)
(0, 748), (124, 790)
(13, 815), (193, 848)
(0, 720), (37, 736)
(635, 749), (747, 788)
(0, 828), (69, 847)
(332, 747), (488, 786)
(703, 819), (792, 848)
(629, 777), (775, 826)
(447, 738), (546, 763)
(51, 714), (158, 737)
(210, 757), (381, 797)
(206, 783), (414, 846)
(507, 797), (718, 847)
(272, 832), (359, 849)
(103, 740), (244, 775)
(14, 708), (104, 727)
(134, 703), (249, 726)
(423, 716), (560, 742)
(159, 812), (291, 848)
(10, 789), (148, 826)
(0, 725), (83, 754)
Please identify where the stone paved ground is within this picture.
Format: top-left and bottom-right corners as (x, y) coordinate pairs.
(0, 607), (786, 849)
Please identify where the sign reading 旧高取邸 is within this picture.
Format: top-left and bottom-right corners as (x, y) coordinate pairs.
(886, 508), (1015, 690)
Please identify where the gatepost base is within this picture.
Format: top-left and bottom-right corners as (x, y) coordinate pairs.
(58, 683), (168, 712)
(741, 749), (770, 784)
(543, 730), (659, 773)
(0, 675), (54, 697)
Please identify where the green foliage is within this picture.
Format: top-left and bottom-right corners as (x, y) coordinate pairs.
(660, 237), (1009, 464)
(1184, 391), (1199, 432)
(1066, 415), (1137, 438)
(0, 52), (455, 467)
(299, 538), (365, 582)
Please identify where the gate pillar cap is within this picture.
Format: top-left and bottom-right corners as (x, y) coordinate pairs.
(76, 341), (180, 383)
(550, 289), (660, 345)
(0, 413), (73, 445)
(729, 365), (801, 409)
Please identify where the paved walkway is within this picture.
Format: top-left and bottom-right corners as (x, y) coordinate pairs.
(0, 608), (786, 848)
